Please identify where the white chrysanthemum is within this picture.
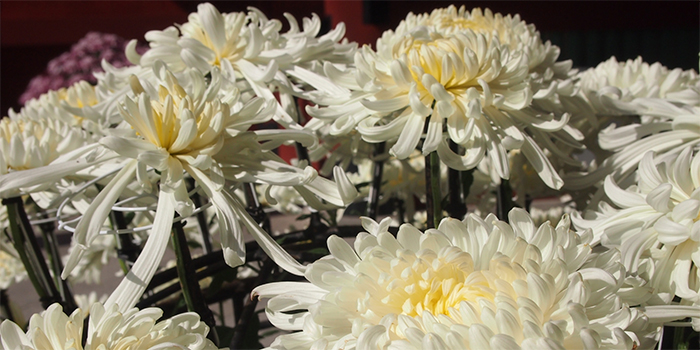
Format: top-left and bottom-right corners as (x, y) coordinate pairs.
(0, 62), (357, 313)
(573, 147), (700, 304)
(0, 117), (91, 176)
(128, 3), (354, 127)
(565, 102), (700, 192)
(400, 6), (570, 82)
(0, 302), (221, 350)
(578, 56), (700, 115)
(564, 57), (699, 194)
(134, 3), (351, 74)
(306, 7), (580, 190)
(254, 209), (667, 350)
(0, 82), (105, 202)
(12, 80), (110, 134)
(67, 62), (315, 312)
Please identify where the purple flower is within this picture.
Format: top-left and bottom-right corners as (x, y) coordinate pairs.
(19, 31), (149, 104)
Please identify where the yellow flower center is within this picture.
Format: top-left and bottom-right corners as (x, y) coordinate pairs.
(436, 17), (491, 33)
(394, 34), (484, 98)
(372, 247), (527, 320)
(127, 75), (226, 157)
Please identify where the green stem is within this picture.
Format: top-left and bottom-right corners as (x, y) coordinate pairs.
(192, 192), (213, 254)
(461, 168), (475, 209)
(497, 179), (515, 223)
(0, 290), (17, 323)
(673, 325), (690, 350)
(424, 151), (442, 229)
(38, 224), (77, 313)
(3, 197), (60, 309)
(110, 210), (140, 275)
(446, 142), (466, 219)
(394, 196), (405, 225)
(171, 219), (219, 346)
(230, 258), (274, 349)
(367, 142), (386, 219)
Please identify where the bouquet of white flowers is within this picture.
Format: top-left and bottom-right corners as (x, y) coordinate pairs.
(0, 3), (698, 349)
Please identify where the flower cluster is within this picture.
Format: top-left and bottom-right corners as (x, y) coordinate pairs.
(0, 302), (221, 350)
(1, 3), (700, 349)
(20, 32), (148, 105)
(255, 211), (666, 349)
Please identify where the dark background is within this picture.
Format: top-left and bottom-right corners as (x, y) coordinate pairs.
(2, 1), (698, 116)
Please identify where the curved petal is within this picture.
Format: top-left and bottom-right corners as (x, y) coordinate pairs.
(63, 160), (138, 278)
(520, 134), (563, 190)
(104, 190), (175, 313)
(390, 112), (426, 159)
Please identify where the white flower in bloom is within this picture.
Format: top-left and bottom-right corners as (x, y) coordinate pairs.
(565, 102), (700, 192)
(0, 95), (95, 176)
(128, 2), (354, 127)
(399, 6), (571, 83)
(578, 56), (700, 115)
(67, 63), (313, 312)
(0, 62), (356, 313)
(134, 3), (351, 74)
(0, 117), (98, 202)
(306, 7), (581, 190)
(0, 302), (221, 350)
(565, 57), (699, 194)
(573, 147), (700, 304)
(254, 209), (671, 350)
(12, 80), (109, 134)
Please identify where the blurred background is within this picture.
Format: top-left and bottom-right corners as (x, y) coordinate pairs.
(2, 0), (698, 120)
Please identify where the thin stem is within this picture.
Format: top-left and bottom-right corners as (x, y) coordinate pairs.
(674, 326), (689, 350)
(218, 302), (225, 326)
(38, 223), (77, 313)
(191, 188), (213, 253)
(497, 179), (515, 223)
(3, 197), (61, 309)
(446, 142), (466, 219)
(0, 290), (17, 323)
(367, 142), (386, 219)
(394, 196), (405, 225)
(230, 258), (274, 349)
(110, 211), (139, 275)
(243, 183), (270, 233)
(294, 140), (322, 232)
(424, 151), (442, 229)
(171, 219), (219, 346)
(461, 168), (475, 211)
(291, 97), (324, 233)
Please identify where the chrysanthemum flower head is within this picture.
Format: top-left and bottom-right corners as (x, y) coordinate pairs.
(574, 147), (700, 304)
(0, 302), (221, 349)
(255, 209), (663, 350)
(306, 6), (580, 190)
(578, 56), (700, 116)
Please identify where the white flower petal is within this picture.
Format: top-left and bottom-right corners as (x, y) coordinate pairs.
(104, 190), (175, 312)
(390, 112), (426, 159)
(654, 216), (690, 246)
